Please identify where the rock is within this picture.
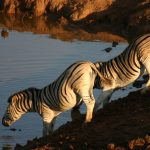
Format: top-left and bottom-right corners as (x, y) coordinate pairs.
(128, 138), (145, 149)
(10, 128), (17, 131)
(103, 47), (112, 53)
(146, 145), (150, 150)
(68, 144), (74, 149)
(107, 143), (115, 150)
(33, 0), (49, 16)
(112, 41), (118, 47)
(133, 80), (144, 88)
(69, 0), (113, 21)
(0, 0), (150, 41)
(0, 0), (149, 26)
(47, 0), (67, 13)
(145, 135), (150, 144)
(1, 29), (9, 39)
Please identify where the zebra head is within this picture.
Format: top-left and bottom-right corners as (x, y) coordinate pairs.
(2, 88), (38, 127)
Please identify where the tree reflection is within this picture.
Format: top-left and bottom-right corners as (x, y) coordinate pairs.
(2, 144), (13, 150)
(1, 29), (9, 39)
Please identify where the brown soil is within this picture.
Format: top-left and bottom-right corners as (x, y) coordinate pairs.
(15, 78), (150, 150)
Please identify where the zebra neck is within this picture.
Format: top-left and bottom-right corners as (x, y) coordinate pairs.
(94, 62), (105, 89)
(30, 89), (42, 113)
(95, 62), (110, 78)
(97, 48), (140, 81)
(40, 84), (56, 109)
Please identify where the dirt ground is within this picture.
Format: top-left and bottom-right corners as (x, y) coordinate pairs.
(15, 76), (150, 150)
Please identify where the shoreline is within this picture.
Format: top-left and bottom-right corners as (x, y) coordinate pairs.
(0, 0), (150, 42)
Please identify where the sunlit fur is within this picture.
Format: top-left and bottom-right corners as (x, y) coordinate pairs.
(2, 61), (110, 136)
(2, 88), (37, 127)
(94, 34), (150, 110)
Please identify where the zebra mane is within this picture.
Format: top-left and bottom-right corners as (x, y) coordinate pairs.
(7, 91), (22, 103)
(8, 95), (13, 103)
(7, 87), (40, 103)
(94, 61), (103, 68)
(8, 89), (24, 103)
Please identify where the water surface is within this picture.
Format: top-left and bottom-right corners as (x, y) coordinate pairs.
(0, 28), (128, 149)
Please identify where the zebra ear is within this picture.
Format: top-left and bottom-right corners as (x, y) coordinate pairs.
(8, 96), (13, 103)
(8, 95), (18, 103)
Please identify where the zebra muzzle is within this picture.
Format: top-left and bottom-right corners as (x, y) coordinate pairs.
(2, 117), (12, 127)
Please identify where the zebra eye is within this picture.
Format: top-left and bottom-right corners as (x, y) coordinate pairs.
(8, 95), (18, 104)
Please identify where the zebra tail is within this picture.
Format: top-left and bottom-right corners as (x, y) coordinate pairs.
(91, 63), (113, 87)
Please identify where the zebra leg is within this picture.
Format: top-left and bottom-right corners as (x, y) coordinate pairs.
(43, 116), (57, 136)
(72, 98), (83, 110)
(42, 109), (55, 136)
(94, 89), (114, 112)
(82, 94), (95, 123)
(141, 61), (150, 93)
(48, 117), (56, 134)
(43, 121), (51, 136)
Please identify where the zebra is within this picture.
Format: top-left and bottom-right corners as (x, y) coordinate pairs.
(2, 61), (110, 136)
(94, 33), (150, 111)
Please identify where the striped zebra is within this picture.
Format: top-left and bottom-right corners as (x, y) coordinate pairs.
(94, 34), (150, 111)
(2, 61), (110, 136)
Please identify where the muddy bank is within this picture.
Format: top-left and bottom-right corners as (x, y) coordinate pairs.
(15, 77), (150, 150)
(15, 90), (150, 150)
(0, 0), (150, 41)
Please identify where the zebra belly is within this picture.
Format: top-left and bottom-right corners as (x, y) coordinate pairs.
(56, 90), (79, 111)
(115, 71), (142, 88)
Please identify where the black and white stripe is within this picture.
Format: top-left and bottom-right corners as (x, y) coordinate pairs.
(94, 34), (150, 110)
(2, 61), (109, 136)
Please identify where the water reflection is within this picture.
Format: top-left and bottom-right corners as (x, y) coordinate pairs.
(0, 13), (125, 42)
(2, 145), (13, 150)
(1, 136), (14, 150)
(1, 29), (9, 39)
